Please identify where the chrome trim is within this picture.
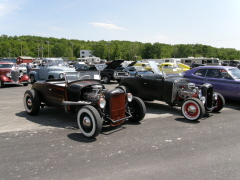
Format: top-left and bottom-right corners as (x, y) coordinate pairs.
(105, 112), (132, 123)
(3, 82), (27, 85)
(62, 100), (91, 105)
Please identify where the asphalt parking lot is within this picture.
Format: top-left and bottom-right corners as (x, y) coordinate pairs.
(0, 82), (240, 180)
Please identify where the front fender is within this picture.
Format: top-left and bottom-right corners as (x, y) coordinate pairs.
(47, 71), (64, 79)
(29, 71), (39, 80)
(0, 75), (11, 82)
(19, 75), (29, 82)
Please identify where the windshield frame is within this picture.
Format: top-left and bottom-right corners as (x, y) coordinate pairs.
(64, 71), (100, 83)
(228, 68), (240, 80)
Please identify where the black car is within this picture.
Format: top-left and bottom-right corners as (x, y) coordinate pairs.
(124, 66), (153, 76)
(118, 62), (225, 121)
(23, 71), (146, 138)
(76, 60), (129, 83)
(122, 61), (154, 76)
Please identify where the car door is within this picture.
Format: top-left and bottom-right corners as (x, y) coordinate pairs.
(41, 82), (66, 107)
(39, 60), (49, 79)
(138, 77), (163, 100)
(203, 69), (237, 99)
(187, 69), (207, 85)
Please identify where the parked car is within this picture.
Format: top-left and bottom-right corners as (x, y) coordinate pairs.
(76, 60), (129, 83)
(124, 66), (154, 76)
(183, 66), (240, 101)
(158, 62), (190, 74)
(29, 58), (75, 83)
(23, 71), (146, 138)
(17, 63), (28, 74)
(118, 61), (225, 121)
(0, 61), (29, 88)
(133, 62), (152, 71)
(121, 61), (153, 76)
(191, 63), (207, 68)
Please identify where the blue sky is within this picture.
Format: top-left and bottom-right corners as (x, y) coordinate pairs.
(1, 0), (240, 50)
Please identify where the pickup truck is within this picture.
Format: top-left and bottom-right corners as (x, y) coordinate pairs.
(29, 58), (75, 83)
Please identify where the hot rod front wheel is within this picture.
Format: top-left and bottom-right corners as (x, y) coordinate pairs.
(0, 80), (5, 88)
(212, 92), (225, 112)
(128, 96), (146, 122)
(23, 90), (40, 115)
(77, 105), (102, 138)
(30, 75), (36, 84)
(181, 98), (205, 121)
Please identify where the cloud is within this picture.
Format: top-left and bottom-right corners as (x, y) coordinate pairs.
(0, 0), (23, 17)
(50, 26), (65, 31)
(89, 22), (126, 30)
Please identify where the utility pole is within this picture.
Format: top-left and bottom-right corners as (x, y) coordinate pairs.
(46, 41), (50, 57)
(41, 42), (44, 59)
(18, 39), (22, 56)
(8, 49), (11, 59)
(107, 41), (111, 61)
(70, 42), (73, 59)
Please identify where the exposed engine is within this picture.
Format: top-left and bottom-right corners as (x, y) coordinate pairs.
(178, 83), (200, 100)
(83, 85), (106, 103)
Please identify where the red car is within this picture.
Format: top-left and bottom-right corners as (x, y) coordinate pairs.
(0, 61), (29, 88)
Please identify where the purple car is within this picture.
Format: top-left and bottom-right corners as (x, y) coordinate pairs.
(183, 66), (240, 101)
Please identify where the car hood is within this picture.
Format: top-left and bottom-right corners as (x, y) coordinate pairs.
(104, 60), (124, 69)
(0, 68), (12, 75)
(127, 61), (137, 67)
(48, 66), (75, 71)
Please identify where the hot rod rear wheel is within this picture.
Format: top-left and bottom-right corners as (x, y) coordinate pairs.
(128, 96), (146, 122)
(212, 92), (225, 112)
(77, 105), (102, 138)
(23, 90), (40, 115)
(181, 98), (205, 121)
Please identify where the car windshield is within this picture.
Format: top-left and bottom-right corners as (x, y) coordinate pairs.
(135, 66), (147, 71)
(228, 68), (240, 79)
(0, 64), (13, 68)
(64, 71), (100, 82)
(42, 60), (67, 67)
(95, 64), (107, 70)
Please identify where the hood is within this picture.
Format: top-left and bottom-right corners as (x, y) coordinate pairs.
(0, 68), (12, 75)
(127, 61), (137, 67)
(105, 60), (124, 69)
(48, 66), (75, 71)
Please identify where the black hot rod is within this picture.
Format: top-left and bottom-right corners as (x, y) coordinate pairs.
(23, 71), (146, 138)
(118, 61), (225, 121)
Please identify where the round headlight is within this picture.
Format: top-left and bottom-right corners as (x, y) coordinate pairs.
(213, 93), (218, 101)
(200, 96), (206, 104)
(59, 73), (64, 79)
(6, 73), (11, 77)
(98, 98), (106, 109)
(126, 93), (133, 102)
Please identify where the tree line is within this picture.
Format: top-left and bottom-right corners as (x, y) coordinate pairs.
(0, 34), (239, 61)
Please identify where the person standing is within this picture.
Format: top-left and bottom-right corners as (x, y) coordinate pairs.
(191, 61), (196, 68)
(26, 63), (31, 75)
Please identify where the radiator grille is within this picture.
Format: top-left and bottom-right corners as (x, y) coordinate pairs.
(110, 93), (125, 121)
(11, 71), (19, 82)
(116, 72), (127, 76)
